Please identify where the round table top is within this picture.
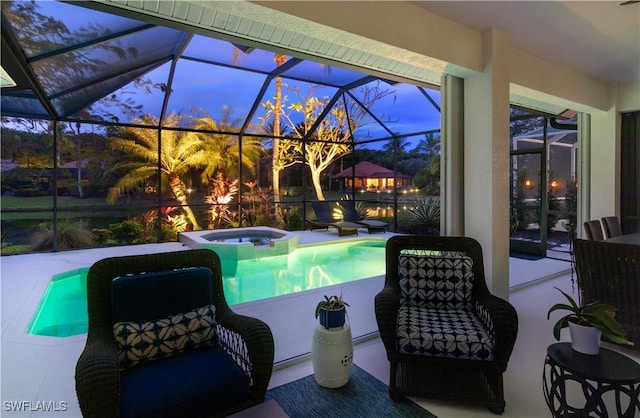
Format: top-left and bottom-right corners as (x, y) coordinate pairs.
(547, 343), (640, 384)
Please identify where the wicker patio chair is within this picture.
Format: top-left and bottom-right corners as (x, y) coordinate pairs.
(601, 216), (622, 239)
(75, 249), (274, 418)
(574, 239), (639, 352)
(375, 235), (518, 414)
(583, 219), (604, 241)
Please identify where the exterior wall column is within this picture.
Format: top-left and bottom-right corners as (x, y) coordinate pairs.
(589, 106), (619, 219)
(577, 113), (591, 237)
(463, 29), (511, 299)
(441, 74), (465, 236)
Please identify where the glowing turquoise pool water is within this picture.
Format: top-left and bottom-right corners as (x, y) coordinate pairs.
(28, 239), (386, 337)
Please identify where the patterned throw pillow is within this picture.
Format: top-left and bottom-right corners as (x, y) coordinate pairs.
(398, 252), (474, 310)
(113, 304), (217, 370)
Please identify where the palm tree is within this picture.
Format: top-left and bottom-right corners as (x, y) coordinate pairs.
(106, 113), (208, 230)
(272, 53), (287, 220)
(429, 154), (441, 177)
(233, 48), (288, 222)
(189, 107), (262, 184)
(382, 136), (410, 154)
(416, 132), (440, 156)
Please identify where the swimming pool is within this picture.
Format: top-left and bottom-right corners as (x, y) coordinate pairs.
(27, 239), (386, 337)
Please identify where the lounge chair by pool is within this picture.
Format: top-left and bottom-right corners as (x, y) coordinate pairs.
(338, 200), (387, 234)
(308, 201), (360, 237)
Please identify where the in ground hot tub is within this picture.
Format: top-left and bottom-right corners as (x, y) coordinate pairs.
(179, 226), (299, 275)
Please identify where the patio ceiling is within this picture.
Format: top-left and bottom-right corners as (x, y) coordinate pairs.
(413, 1), (640, 85)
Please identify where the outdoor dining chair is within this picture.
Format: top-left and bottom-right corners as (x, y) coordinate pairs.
(583, 220), (604, 241)
(601, 216), (622, 239)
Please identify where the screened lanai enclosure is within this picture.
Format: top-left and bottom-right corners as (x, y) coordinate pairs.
(1, 0), (444, 253)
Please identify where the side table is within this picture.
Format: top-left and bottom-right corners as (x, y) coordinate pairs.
(543, 342), (640, 417)
(311, 322), (353, 388)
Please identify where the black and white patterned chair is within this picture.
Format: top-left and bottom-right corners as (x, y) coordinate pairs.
(375, 236), (518, 414)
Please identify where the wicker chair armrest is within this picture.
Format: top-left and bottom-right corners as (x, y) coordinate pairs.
(216, 308), (274, 403)
(75, 335), (120, 418)
(375, 285), (401, 356)
(475, 293), (518, 370)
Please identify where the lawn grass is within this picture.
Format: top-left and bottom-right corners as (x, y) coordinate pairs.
(0, 244), (31, 255)
(0, 196), (156, 220)
(1, 196), (105, 210)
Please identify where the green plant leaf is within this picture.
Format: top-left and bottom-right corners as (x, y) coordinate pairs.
(552, 316), (570, 341)
(547, 303), (577, 318)
(556, 287), (580, 310)
(315, 301), (326, 318)
(583, 309), (630, 344)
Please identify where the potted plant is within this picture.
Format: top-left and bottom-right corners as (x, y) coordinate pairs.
(315, 293), (349, 329)
(547, 287), (632, 355)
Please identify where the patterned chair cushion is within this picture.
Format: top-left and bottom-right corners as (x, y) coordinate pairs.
(396, 305), (495, 361)
(113, 304), (217, 370)
(398, 252), (474, 310)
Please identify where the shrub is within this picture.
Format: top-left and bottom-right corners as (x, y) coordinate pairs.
(82, 183), (109, 198)
(206, 175), (239, 229)
(404, 197), (440, 235)
(15, 188), (47, 197)
(92, 228), (113, 245)
(31, 220), (95, 251)
(285, 208), (304, 231)
(338, 194), (368, 219)
(108, 219), (145, 244)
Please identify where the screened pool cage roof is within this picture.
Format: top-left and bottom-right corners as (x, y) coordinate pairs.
(0, 1), (442, 143)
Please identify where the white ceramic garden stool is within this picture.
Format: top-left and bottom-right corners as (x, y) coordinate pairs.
(311, 322), (353, 388)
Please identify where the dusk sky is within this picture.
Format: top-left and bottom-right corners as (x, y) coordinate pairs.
(93, 31), (443, 148)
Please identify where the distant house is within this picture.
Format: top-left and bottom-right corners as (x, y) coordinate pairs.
(332, 161), (412, 191)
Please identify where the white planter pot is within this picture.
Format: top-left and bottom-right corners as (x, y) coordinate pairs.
(312, 323), (353, 388)
(568, 322), (601, 355)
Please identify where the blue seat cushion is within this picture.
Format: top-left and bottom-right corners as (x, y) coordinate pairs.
(396, 305), (495, 361)
(120, 346), (250, 418)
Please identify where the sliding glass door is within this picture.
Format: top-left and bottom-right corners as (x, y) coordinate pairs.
(509, 109), (577, 261)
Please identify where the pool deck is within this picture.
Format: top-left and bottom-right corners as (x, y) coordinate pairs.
(0, 229), (571, 417)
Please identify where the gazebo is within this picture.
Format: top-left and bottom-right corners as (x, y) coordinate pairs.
(333, 161), (412, 192)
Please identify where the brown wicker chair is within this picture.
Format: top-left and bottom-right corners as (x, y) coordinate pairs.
(75, 249), (274, 418)
(601, 216), (622, 239)
(583, 219), (604, 241)
(573, 239), (640, 352)
(375, 235), (518, 414)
